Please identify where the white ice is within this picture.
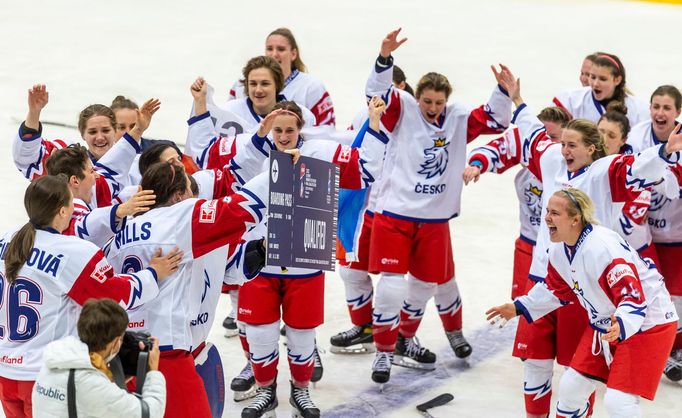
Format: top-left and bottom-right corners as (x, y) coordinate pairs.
(1, 0), (681, 416)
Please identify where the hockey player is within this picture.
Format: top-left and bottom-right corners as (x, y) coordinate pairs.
(0, 175), (181, 418)
(579, 53), (599, 87)
(104, 162), (269, 418)
(499, 72), (679, 417)
(553, 53), (649, 127)
(13, 84), (161, 208)
(330, 64), (415, 355)
(487, 188), (678, 418)
(363, 28), (512, 384)
(625, 85), (682, 382)
(465, 106), (571, 299)
(228, 28), (335, 126)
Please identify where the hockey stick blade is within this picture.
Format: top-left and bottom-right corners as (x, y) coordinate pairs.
(416, 393), (454, 412)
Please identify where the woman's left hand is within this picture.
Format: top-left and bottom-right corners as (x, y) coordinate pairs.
(130, 98), (161, 140)
(601, 314), (621, 343)
(665, 123), (682, 155)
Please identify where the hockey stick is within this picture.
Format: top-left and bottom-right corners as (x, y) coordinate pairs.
(416, 393), (454, 417)
(10, 115), (77, 129)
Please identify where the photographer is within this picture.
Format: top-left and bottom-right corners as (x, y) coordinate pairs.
(32, 299), (166, 418)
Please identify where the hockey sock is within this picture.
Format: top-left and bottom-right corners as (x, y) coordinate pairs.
(434, 277), (463, 332)
(399, 274), (436, 338)
(340, 266), (374, 326)
(285, 326), (316, 387)
(556, 368), (595, 418)
(603, 389), (641, 418)
(245, 321), (280, 387)
(228, 288), (239, 319)
(238, 321), (250, 359)
(523, 359), (554, 416)
(373, 272), (407, 352)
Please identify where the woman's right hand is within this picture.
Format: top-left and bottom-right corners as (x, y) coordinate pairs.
(380, 28), (407, 58)
(149, 247), (183, 280)
(26, 84), (49, 129)
(147, 337), (160, 371)
(191, 77), (208, 115)
(257, 108), (287, 137)
(462, 165), (482, 185)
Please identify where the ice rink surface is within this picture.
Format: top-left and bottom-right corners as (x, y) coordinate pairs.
(1, 0), (682, 416)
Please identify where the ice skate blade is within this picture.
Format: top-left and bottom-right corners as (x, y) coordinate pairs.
(392, 355), (436, 371)
(224, 328), (239, 338)
(233, 385), (257, 401)
(329, 343), (376, 355)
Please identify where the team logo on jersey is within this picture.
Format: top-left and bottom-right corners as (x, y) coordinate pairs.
(524, 184), (543, 218)
(571, 279), (599, 320)
(606, 264), (635, 288)
(270, 158), (279, 183)
(649, 190), (671, 212)
(199, 200), (217, 224)
(418, 138), (449, 179)
(90, 257), (112, 283)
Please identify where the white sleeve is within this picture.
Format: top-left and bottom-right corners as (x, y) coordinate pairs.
(514, 282), (563, 323)
(96, 133), (141, 189)
(185, 112), (218, 168)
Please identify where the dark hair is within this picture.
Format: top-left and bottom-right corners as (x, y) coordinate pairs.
(565, 119), (607, 161)
(110, 96), (138, 112)
(267, 28), (306, 72)
(241, 56), (285, 96)
(138, 142), (182, 176)
(272, 101), (305, 129)
(77, 299), (129, 352)
(537, 106), (572, 127)
(415, 72), (452, 99)
(78, 104), (116, 135)
(591, 53), (627, 104)
(393, 65), (414, 96)
(650, 85), (682, 110)
(140, 162), (188, 209)
(45, 144), (89, 180)
(599, 101), (631, 139)
(189, 174), (199, 197)
(4, 175), (71, 284)
(584, 52), (602, 64)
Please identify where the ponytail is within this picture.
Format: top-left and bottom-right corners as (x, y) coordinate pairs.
(4, 224), (37, 284)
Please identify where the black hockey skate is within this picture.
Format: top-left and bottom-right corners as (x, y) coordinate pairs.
(241, 383), (277, 418)
(371, 351), (394, 389)
(223, 315), (238, 337)
(329, 323), (375, 354)
(446, 329), (472, 359)
(231, 361), (257, 401)
(664, 349), (682, 382)
(289, 381), (320, 418)
(311, 345), (323, 385)
(392, 334), (436, 370)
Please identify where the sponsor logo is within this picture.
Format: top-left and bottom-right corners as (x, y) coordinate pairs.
(90, 258), (111, 283)
(606, 265), (635, 288)
(199, 200), (217, 224)
(219, 136), (233, 156)
(338, 145), (352, 163)
(35, 384), (65, 401)
(381, 258), (400, 265)
(128, 319), (145, 328)
(665, 311), (676, 320)
(238, 307), (252, 315)
(0, 355), (23, 365)
(516, 343), (527, 350)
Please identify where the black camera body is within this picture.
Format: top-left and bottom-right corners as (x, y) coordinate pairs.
(117, 330), (153, 376)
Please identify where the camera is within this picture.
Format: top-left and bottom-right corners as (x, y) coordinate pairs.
(117, 330), (153, 376)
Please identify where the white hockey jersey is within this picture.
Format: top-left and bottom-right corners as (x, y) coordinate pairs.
(468, 126), (543, 243)
(513, 104), (678, 281)
(516, 225), (678, 341)
(104, 174), (268, 352)
(552, 86), (649, 127)
(365, 56), (511, 222)
(229, 70), (335, 126)
(0, 228), (160, 380)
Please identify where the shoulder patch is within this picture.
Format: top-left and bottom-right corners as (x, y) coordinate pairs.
(90, 257), (112, 283)
(606, 264), (635, 288)
(338, 145), (352, 163)
(199, 200), (217, 223)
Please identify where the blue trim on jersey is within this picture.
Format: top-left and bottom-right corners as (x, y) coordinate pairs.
(147, 267), (158, 282)
(511, 103), (527, 124)
(37, 226), (60, 234)
(563, 224), (593, 264)
(619, 143), (634, 155)
(649, 124), (664, 145)
(109, 205), (119, 233)
(519, 234), (536, 246)
(239, 187), (266, 223)
(122, 133), (141, 154)
(381, 210), (457, 224)
(196, 136), (218, 169)
(250, 133), (274, 157)
(653, 241), (682, 247)
(245, 98), (262, 123)
(374, 55), (394, 73)
(259, 271), (322, 279)
(497, 84), (509, 97)
(366, 127), (389, 144)
(18, 126), (41, 142)
(283, 69), (300, 88)
(658, 143), (680, 164)
(187, 111), (211, 125)
(591, 93), (605, 116)
(528, 273), (545, 283)
(514, 300), (533, 323)
(567, 164), (590, 180)
(616, 315), (626, 341)
(159, 345), (175, 351)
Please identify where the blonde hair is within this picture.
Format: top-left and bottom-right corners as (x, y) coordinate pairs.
(267, 28), (306, 73)
(554, 188), (599, 226)
(565, 119), (607, 161)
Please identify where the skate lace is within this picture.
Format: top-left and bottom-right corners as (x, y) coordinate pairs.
(373, 351), (393, 372)
(405, 336), (430, 357)
(237, 362), (253, 380)
(446, 330), (466, 347)
(248, 386), (274, 410)
(313, 348), (323, 368)
(665, 350), (682, 370)
(338, 325), (362, 339)
(292, 386), (316, 410)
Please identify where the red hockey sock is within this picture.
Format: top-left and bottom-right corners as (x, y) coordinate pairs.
(439, 306), (463, 332)
(348, 301), (373, 326)
(399, 309), (423, 338)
